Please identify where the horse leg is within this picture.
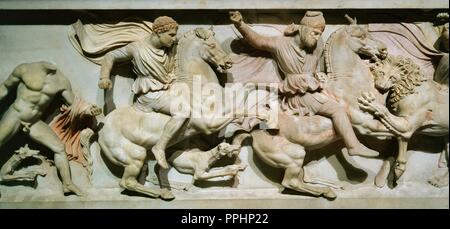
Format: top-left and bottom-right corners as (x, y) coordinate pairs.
(230, 132), (251, 187)
(281, 145), (336, 199)
(428, 137), (449, 188)
(303, 176), (348, 190)
(118, 145), (165, 199)
(251, 130), (336, 198)
(119, 158), (163, 199)
(394, 138), (409, 180)
(375, 157), (394, 188)
(303, 170), (348, 190)
(282, 166), (336, 199)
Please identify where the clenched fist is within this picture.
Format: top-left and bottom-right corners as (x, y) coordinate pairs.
(229, 11), (244, 26)
(86, 104), (102, 116)
(98, 78), (113, 90)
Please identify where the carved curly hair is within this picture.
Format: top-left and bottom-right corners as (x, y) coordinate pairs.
(153, 16), (178, 34)
(372, 56), (427, 112)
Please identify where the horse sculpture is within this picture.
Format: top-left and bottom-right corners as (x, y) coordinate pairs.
(322, 15), (391, 137)
(93, 27), (265, 200)
(231, 16), (391, 199)
(358, 55), (449, 187)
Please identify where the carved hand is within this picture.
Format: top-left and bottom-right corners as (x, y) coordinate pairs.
(357, 91), (378, 113)
(229, 11), (244, 26)
(315, 72), (327, 83)
(86, 104), (102, 116)
(315, 72), (327, 89)
(98, 78), (113, 90)
(357, 92), (388, 117)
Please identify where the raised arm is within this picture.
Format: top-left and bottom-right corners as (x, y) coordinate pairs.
(229, 11), (277, 52)
(0, 65), (23, 102)
(98, 44), (133, 90)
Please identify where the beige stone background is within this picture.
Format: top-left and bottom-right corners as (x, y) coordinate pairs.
(0, 1), (448, 208)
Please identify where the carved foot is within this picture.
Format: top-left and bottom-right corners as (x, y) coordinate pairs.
(322, 189), (337, 200)
(63, 183), (85, 196)
(348, 144), (379, 158)
(428, 168), (449, 188)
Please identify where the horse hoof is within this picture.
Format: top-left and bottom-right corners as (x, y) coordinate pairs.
(374, 177), (387, 188)
(323, 190), (337, 200)
(63, 183), (85, 197)
(394, 167), (405, 180)
(160, 188), (175, 201)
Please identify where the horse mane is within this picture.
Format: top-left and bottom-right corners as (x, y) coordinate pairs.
(174, 28), (212, 81)
(374, 56), (427, 112)
(173, 30), (196, 81)
(323, 27), (345, 74)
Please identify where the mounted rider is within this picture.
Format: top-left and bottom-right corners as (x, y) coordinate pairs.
(97, 16), (181, 169)
(230, 10), (379, 158)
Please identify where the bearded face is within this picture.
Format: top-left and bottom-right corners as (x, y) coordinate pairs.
(301, 26), (322, 50)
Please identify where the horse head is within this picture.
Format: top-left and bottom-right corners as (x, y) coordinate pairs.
(193, 27), (233, 73)
(343, 14), (387, 62)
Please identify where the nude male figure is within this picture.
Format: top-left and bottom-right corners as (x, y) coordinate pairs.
(0, 61), (101, 196)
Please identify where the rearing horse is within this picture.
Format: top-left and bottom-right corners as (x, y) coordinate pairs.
(323, 15), (392, 138)
(231, 15), (393, 199)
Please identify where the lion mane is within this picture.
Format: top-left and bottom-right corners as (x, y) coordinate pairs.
(372, 55), (427, 112)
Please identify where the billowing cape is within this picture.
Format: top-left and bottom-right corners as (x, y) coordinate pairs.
(68, 19), (153, 64)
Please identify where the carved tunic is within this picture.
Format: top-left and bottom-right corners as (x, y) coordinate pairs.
(108, 38), (174, 95)
(237, 24), (327, 115)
